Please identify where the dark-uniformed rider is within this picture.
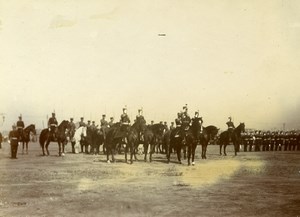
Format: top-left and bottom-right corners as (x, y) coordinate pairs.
(79, 117), (86, 127)
(16, 115), (25, 141)
(9, 125), (19, 159)
(48, 113), (58, 139)
(100, 114), (109, 139)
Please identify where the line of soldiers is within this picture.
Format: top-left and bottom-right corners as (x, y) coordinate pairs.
(241, 130), (300, 152)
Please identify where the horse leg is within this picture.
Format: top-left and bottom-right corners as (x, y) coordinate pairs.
(106, 146), (110, 163)
(167, 143), (171, 163)
(58, 142), (61, 156)
(150, 143), (155, 163)
(25, 142), (28, 154)
(192, 144), (197, 165)
(46, 140), (50, 156)
(41, 141), (46, 156)
(234, 142), (238, 156)
(22, 142), (24, 154)
(144, 144), (148, 162)
(187, 145), (191, 166)
(224, 144), (227, 156)
(130, 143), (134, 164)
(219, 144), (222, 156)
(62, 141), (65, 156)
(177, 146), (182, 164)
(125, 143), (128, 163)
(183, 146), (187, 160)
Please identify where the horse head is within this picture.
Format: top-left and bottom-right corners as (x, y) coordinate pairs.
(80, 126), (87, 137)
(25, 124), (36, 135)
(58, 120), (69, 130)
(235, 122), (245, 135)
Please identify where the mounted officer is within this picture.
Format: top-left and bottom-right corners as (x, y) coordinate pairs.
(135, 109), (145, 122)
(192, 111), (203, 133)
(181, 105), (191, 131)
(226, 117), (235, 141)
(175, 113), (182, 128)
(108, 117), (114, 127)
(68, 118), (76, 141)
(163, 121), (168, 132)
(16, 115), (25, 141)
(79, 117), (86, 127)
(100, 114), (109, 139)
(135, 108), (146, 141)
(48, 112), (58, 140)
(120, 107), (130, 140)
(170, 122), (175, 131)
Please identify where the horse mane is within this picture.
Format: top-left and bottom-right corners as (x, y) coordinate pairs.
(235, 123), (245, 132)
(24, 124), (35, 131)
(58, 120), (69, 129)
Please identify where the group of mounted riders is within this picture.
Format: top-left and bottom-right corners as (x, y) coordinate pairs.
(6, 105), (245, 163)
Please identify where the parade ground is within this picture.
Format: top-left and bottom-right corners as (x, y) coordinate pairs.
(0, 142), (299, 217)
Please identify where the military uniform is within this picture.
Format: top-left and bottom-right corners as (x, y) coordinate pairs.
(79, 118), (86, 127)
(68, 119), (76, 140)
(170, 122), (175, 131)
(108, 117), (114, 128)
(118, 109), (130, 140)
(181, 113), (191, 131)
(9, 126), (19, 159)
(226, 117), (235, 142)
(100, 115), (109, 139)
(16, 117), (25, 141)
(48, 114), (58, 139)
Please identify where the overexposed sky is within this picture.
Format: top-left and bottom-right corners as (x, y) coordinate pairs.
(0, 0), (300, 131)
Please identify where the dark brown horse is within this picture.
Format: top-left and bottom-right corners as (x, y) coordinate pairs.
(167, 127), (186, 164)
(20, 124), (36, 154)
(39, 120), (69, 156)
(143, 123), (165, 162)
(105, 118), (146, 164)
(125, 118), (147, 163)
(199, 125), (219, 159)
(219, 123), (245, 156)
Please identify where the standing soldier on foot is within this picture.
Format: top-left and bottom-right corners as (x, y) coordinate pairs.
(9, 125), (19, 159)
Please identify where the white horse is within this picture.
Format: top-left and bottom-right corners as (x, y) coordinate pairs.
(73, 126), (87, 154)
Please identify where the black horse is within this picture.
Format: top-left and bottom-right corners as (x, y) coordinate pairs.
(105, 118), (146, 164)
(39, 120), (69, 156)
(143, 123), (165, 162)
(167, 127), (186, 164)
(199, 125), (219, 159)
(219, 123), (245, 156)
(125, 118), (147, 164)
(20, 124), (36, 154)
(90, 128), (105, 155)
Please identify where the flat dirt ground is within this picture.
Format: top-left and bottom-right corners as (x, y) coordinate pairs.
(0, 142), (299, 217)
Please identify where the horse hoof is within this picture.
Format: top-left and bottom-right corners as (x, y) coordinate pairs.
(107, 160), (111, 164)
(61, 153), (65, 156)
(192, 162), (195, 166)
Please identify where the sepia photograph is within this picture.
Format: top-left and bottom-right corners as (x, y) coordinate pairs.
(0, 0), (299, 216)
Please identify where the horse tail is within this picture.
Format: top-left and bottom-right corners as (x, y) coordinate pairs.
(39, 129), (47, 147)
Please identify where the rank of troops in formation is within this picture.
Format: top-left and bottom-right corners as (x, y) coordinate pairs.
(4, 104), (300, 159)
